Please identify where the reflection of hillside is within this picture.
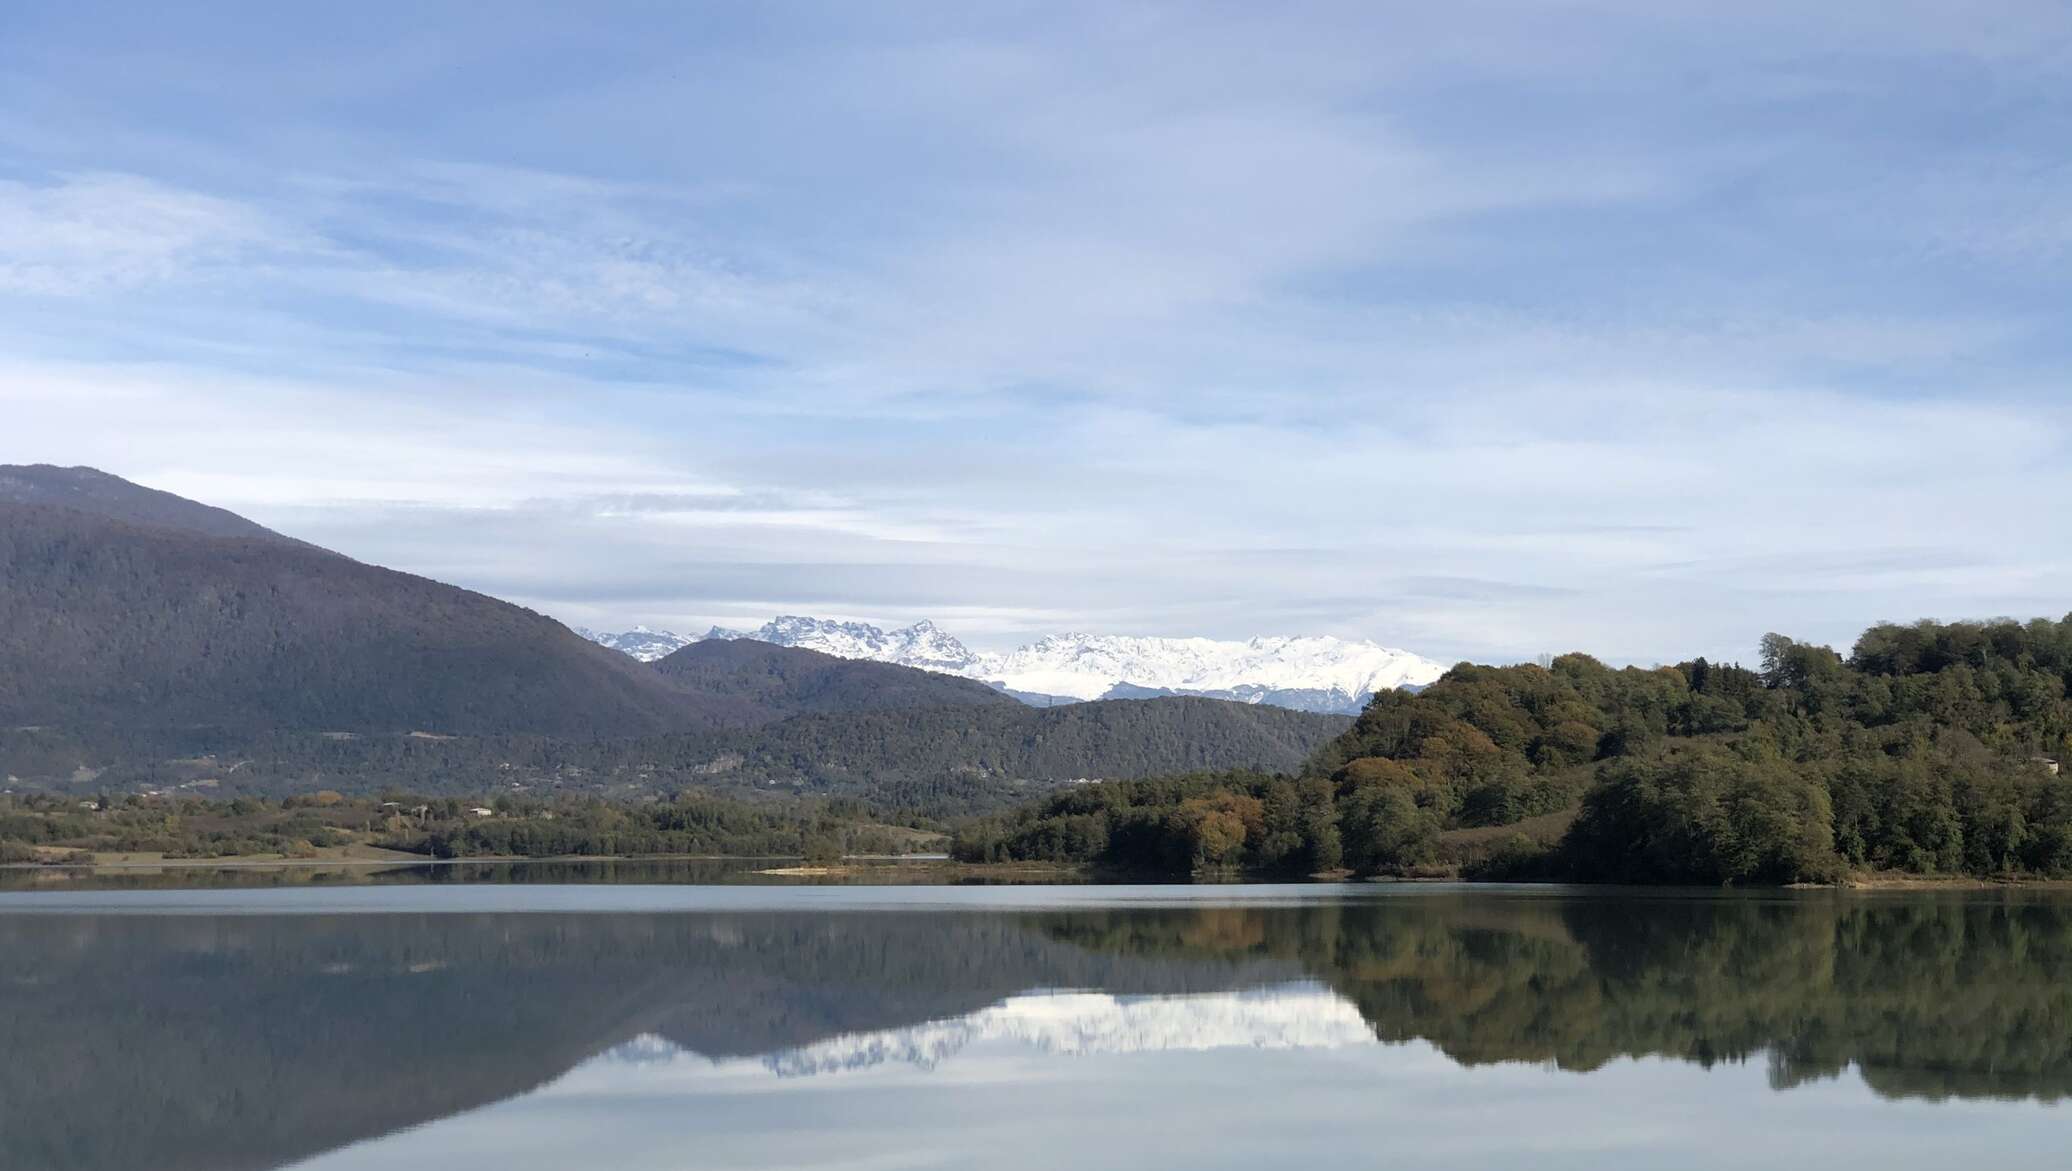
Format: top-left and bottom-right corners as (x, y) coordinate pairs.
(0, 912), (1297, 1171)
(1034, 894), (2072, 1102)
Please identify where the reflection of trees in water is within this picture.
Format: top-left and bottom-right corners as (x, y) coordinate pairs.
(1035, 894), (2072, 1102)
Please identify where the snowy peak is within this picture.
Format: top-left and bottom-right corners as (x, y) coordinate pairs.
(577, 617), (1445, 713)
(719, 615), (983, 673)
(983, 632), (1442, 708)
(573, 625), (697, 662)
(580, 616), (979, 668)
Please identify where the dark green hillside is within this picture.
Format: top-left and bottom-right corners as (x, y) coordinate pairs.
(653, 638), (1019, 725)
(0, 697), (1350, 819)
(0, 500), (704, 738)
(715, 696), (1347, 789)
(957, 617), (2072, 883)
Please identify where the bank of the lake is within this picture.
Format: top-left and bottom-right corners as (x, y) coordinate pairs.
(17, 846), (2072, 895)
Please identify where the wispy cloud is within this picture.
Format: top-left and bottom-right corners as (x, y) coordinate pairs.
(0, 172), (297, 294)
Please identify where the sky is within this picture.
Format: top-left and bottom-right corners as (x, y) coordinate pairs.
(4, 1), (2071, 665)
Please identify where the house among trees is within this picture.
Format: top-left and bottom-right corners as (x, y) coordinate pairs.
(2037, 757), (2062, 777)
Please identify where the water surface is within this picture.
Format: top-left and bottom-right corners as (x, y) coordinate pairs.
(4, 884), (2067, 1169)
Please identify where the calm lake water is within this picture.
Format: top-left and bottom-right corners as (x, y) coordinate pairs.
(3, 883), (2068, 1170)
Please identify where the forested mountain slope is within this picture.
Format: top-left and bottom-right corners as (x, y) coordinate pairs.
(653, 639), (1020, 725)
(0, 464), (306, 546)
(698, 696), (1348, 795)
(0, 696), (1350, 817)
(0, 499), (702, 739)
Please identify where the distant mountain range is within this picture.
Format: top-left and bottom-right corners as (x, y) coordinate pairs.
(581, 617), (1444, 714)
(0, 465), (1355, 799)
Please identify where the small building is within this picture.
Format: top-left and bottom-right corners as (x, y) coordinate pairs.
(2036, 757), (2062, 777)
(468, 807), (496, 818)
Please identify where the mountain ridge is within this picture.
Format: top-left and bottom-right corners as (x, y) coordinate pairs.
(0, 464), (312, 548)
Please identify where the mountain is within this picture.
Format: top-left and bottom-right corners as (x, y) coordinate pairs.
(651, 639), (1019, 726)
(7, 696), (1350, 814)
(703, 616), (983, 673)
(0, 469), (702, 739)
(680, 696), (1350, 799)
(581, 617), (1444, 713)
(0, 467), (1351, 805)
(578, 626), (697, 662)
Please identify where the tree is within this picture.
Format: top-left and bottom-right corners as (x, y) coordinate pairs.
(1565, 747), (1840, 885)
(1341, 782), (1438, 874)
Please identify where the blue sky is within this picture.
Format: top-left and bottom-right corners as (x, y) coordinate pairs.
(4, 1), (2070, 663)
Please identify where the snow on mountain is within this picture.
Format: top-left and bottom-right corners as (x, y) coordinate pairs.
(577, 616), (1445, 713)
(572, 625), (697, 662)
(707, 616), (983, 674)
(978, 632), (1441, 710)
(592, 984), (1376, 1079)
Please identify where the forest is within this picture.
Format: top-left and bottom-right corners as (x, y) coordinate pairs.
(953, 617), (2072, 884)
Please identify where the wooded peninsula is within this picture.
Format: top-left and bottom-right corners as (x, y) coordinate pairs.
(953, 617), (2072, 884)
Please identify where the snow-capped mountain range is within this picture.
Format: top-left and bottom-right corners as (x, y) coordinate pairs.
(577, 616), (1444, 714)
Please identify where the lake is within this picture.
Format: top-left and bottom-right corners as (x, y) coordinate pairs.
(3, 883), (2067, 1170)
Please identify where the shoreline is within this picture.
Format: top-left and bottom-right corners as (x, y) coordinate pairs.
(5, 852), (2070, 890)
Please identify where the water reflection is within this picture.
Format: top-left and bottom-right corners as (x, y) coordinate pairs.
(754, 984), (1375, 1075)
(3, 889), (2069, 1171)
